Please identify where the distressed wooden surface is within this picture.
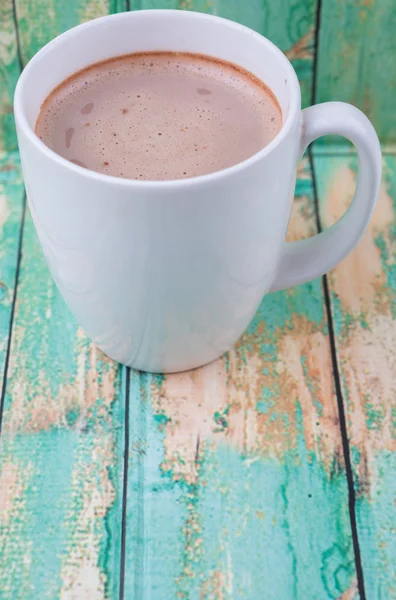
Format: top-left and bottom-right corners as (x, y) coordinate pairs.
(0, 0), (396, 598)
(314, 154), (396, 600)
(0, 0), (21, 153)
(0, 157), (125, 600)
(316, 0), (396, 149)
(13, 0), (123, 65)
(0, 152), (24, 390)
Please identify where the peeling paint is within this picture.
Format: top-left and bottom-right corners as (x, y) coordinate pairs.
(315, 154), (396, 599)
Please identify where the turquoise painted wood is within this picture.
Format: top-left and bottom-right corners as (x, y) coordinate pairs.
(0, 1), (21, 152)
(316, 0), (396, 149)
(314, 154), (396, 599)
(0, 153), (24, 386)
(0, 0), (396, 598)
(14, 0), (122, 65)
(0, 189), (125, 599)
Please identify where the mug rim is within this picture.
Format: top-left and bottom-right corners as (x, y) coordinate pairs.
(14, 9), (301, 189)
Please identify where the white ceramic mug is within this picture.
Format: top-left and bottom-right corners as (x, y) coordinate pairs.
(14, 10), (382, 372)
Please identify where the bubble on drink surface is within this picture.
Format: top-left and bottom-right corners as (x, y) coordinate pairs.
(65, 127), (74, 148)
(81, 102), (94, 114)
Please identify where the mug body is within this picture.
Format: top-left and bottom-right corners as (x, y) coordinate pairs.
(14, 10), (301, 372)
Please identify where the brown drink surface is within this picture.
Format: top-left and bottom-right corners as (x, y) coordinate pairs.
(36, 52), (282, 180)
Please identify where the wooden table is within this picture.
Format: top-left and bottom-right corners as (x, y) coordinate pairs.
(1, 1), (395, 599)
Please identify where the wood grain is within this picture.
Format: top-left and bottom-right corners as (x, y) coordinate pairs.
(122, 160), (358, 600)
(14, 0), (123, 65)
(0, 200), (124, 599)
(0, 153), (24, 393)
(1, 1), (395, 597)
(0, 0), (21, 152)
(314, 153), (396, 599)
(316, 0), (396, 148)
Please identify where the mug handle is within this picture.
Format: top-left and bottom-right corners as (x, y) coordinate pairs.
(270, 101), (382, 292)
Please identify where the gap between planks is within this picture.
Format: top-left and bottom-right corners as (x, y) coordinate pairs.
(311, 0), (367, 588)
(309, 147), (367, 600)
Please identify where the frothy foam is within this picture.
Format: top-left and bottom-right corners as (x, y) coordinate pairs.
(36, 52), (282, 181)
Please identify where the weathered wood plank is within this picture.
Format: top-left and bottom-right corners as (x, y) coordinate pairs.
(129, 0), (316, 108)
(0, 2), (126, 599)
(314, 153), (396, 599)
(316, 0), (396, 148)
(14, 0), (123, 65)
(123, 159), (359, 599)
(0, 0), (21, 152)
(0, 152), (24, 391)
(2, 2), (393, 597)
(0, 201), (124, 599)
